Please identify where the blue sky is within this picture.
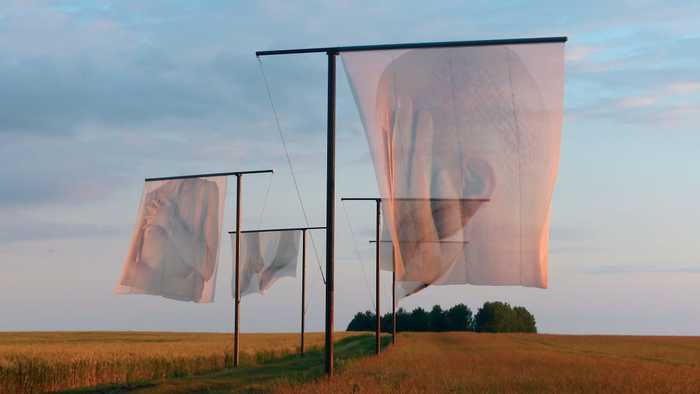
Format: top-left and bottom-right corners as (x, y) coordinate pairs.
(1, 0), (699, 334)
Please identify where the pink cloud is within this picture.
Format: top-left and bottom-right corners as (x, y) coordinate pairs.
(618, 96), (656, 109)
(565, 45), (598, 63)
(666, 81), (700, 95)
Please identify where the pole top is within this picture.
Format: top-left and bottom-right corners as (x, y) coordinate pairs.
(145, 169), (273, 182)
(369, 240), (469, 244)
(256, 36), (567, 57)
(229, 226), (326, 234)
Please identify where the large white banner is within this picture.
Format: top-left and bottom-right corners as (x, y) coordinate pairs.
(342, 42), (565, 289)
(234, 230), (301, 297)
(116, 177), (227, 302)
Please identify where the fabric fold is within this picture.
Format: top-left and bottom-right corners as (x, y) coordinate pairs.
(116, 177), (227, 303)
(234, 230), (301, 297)
(343, 42), (565, 290)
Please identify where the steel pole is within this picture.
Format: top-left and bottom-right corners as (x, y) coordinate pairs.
(324, 51), (337, 376)
(392, 269), (397, 345)
(233, 174), (242, 367)
(375, 199), (381, 354)
(301, 229), (306, 356)
(255, 36), (568, 57)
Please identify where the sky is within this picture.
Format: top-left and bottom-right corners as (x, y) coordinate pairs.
(1, 0), (699, 335)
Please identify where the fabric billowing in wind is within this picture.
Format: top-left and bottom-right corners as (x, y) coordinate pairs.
(116, 177), (227, 303)
(342, 42), (565, 288)
(374, 240), (429, 299)
(234, 230), (301, 297)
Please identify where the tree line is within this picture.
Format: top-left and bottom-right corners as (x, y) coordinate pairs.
(346, 301), (537, 333)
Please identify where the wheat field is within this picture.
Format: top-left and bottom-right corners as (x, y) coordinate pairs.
(3, 332), (700, 393)
(276, 332), (700, 394)
(0, 331), (356, 393)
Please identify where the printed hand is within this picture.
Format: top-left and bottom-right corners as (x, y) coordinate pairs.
(144, 197), (177, 230)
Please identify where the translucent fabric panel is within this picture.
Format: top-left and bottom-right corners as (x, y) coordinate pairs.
(375, 240), (468, 299)
(234, 230), (301, 297)
(116, 177), (227, 303)
(374, 240), (426, 299)
(380, 199), (484, 284)
(342, 42), (565, 288)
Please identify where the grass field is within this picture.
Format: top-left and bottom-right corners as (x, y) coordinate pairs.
(0, 331), (358, 393)
(117, 334), (385, 394)
(2, 332), (700, 393)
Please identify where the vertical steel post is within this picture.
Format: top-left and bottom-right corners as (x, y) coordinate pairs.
(375, 199), (381, 354)
(324, 51), (337, 376)
(392, 269), (397, 345)
(233, 174), (242, 367)
(301, 229), (307, 356)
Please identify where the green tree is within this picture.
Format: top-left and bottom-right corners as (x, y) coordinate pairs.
(429, 305), (448, 332)
(380, 311), (392, 333)
(347, 302), (534, 333)
(410, 307), (430, 331)
(513, 306), (537, 333)
(474, 302), (537, 333)
(475, 302), (511, 332)
(346, 310), (375, 331)
(446, 303), (473, 331)
(395, 307), (410, 332)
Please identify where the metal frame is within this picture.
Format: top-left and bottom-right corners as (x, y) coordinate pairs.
(341, 197), (384, 352)
(255, 35), (566, 377)
(370, 240), (470, 244)
(145, 170), (272, 182)
(301, 230), (307, 355)
(370, 239), (469, 339)
(393, 198), (490, 202)
(256, 36), (567, 57)
(342, 197), (486, 348)
(231, 170), (273, 368)
(345, 197), (491, 202)
(324, 52), (336, 375)
(230, 225), (325, 357)
(143, 169), (273, 368)
(228, 226), (326, 234)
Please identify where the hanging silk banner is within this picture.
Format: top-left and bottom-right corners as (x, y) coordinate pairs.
(115, 177), (227, 303)
(234, 230), (301, 297)
(375, 240), (428, 299)
(343, 42), (565, 288)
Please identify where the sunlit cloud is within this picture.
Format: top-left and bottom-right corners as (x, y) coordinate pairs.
(585, 264), (700, 275)
(666, 81), (700, 94)
(618, 95), (656, 108)
(0, 216), (123, 244)
(565, 45), (599, 63)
